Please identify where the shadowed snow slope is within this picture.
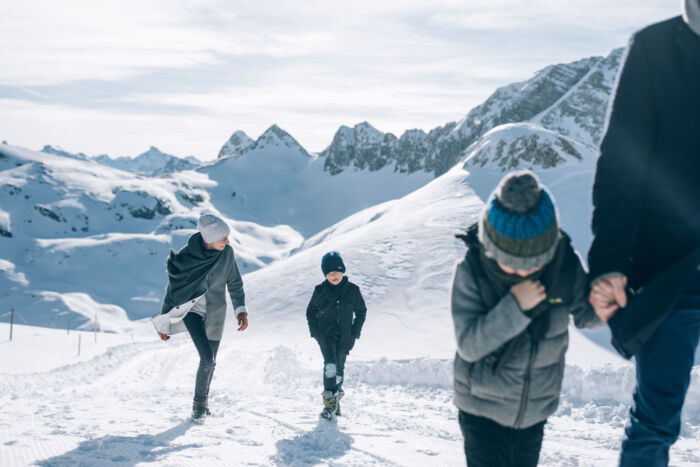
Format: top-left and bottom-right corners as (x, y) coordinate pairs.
(199, 125), (432, 238)
(0, 143), (302, 327)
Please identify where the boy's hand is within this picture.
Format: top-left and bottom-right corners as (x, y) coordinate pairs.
(237, 312), (248, 331)
(510, 280), (546, 312)
(157, 332), (170, 341)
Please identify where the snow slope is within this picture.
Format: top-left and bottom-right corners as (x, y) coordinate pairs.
(1, 144), (698, 466)
(2, 44), (699, 465)
(0, 143), (302, 328)
(460, 122), (598, 253)
(93, 146), (201, 177)
(199, 125), (433, 237)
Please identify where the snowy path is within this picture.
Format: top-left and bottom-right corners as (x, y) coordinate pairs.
(1, 330), (699, 466)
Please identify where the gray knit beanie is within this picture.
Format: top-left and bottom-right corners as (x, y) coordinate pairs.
(478, 170), (560, 271)
(683, 0), (700, 36)
(197, 213), (230, 243)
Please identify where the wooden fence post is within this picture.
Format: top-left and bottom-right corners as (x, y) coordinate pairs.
(9, 308), (14, 341)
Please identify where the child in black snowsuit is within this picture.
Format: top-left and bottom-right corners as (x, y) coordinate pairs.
(306, 251), (367, 420)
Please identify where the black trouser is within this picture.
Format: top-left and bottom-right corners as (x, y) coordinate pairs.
(317, 334), (348, 392)
(183, 313), (220, 405)
(458, 410), (545, 467)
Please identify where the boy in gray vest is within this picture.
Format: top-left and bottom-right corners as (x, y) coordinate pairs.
(451, 171), (601, 466)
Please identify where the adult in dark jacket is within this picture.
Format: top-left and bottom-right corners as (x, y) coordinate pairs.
(588, 3), (700, 465)
(306, 251), (367, 420)
(153, 213), (249, 424)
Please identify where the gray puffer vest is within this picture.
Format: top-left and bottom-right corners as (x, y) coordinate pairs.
(451, 227), (601, 428)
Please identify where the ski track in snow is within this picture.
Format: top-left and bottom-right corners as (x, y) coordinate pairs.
(1, 339), (698, 466)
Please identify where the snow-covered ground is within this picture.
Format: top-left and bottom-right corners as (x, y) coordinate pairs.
(1, 322), (698, 466)
(1, 159), (699, 466)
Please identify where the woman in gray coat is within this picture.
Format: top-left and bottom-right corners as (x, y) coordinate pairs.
(451, 171), (601, 466)
(154, 213), (249, 424)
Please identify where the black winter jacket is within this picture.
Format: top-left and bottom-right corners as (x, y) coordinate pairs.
(306, 277), (367, 351)
(589, 16), (700, 289)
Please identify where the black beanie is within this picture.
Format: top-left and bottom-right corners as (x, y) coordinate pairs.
(321, 251), (346, 276)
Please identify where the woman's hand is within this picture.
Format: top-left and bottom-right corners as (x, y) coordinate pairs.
(237, 312), (249, 331)
(157, 332), (170, 341)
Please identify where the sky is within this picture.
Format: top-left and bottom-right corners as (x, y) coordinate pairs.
(0, 0), (682, 160)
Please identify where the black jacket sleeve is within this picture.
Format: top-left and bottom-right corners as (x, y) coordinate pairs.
(306, 287), (319, 338)
(589, 31), (657, 280)
(351, 287), (367, 338)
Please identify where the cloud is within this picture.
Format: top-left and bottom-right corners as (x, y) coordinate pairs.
(0, 0), (681, 159)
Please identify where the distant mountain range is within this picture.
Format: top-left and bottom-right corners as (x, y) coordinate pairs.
(1, 46), (624, 330)
(44, 47), (621, 181)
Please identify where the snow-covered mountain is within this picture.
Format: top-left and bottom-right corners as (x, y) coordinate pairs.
(0, 47), (624, 333)
(0, 143), (302, 328)
(319, 48), (623, 177)
(40, 145), (92, 162)
(2, 122), (699, 465)
(217, 130), (254, 158)
(94, 146), (201, 176)
(202, 125), (433, 237)
(2, 45), (700, 466)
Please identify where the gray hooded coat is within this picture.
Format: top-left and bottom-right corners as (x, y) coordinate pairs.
(451, 232), (601, 429)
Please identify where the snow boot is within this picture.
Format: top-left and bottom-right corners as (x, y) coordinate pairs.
(335, 389), (344, 416)
(320, 390), (337, 420)
(192, 402), (207, 424)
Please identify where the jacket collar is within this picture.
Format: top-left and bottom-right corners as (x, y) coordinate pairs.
(676, 19), (700, 65)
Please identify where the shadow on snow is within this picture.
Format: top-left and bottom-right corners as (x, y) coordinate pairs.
(273, 419), (353, 465)
(36, 421), (197, 466)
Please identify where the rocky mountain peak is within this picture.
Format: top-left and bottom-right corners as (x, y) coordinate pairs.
(218, 130), (254, 158)
(249, 125), (311, 157)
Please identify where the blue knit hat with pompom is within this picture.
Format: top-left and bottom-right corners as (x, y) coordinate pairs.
(478, 170), (560, 271)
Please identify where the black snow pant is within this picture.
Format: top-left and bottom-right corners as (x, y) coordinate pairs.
(459, 410), (545, 467)
(317, 333), (348, 393)
(184, 313), (220, 405)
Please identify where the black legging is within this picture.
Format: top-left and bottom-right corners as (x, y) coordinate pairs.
(183, 313), (220, 405)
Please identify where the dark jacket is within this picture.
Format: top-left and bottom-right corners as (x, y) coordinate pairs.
(589, 16), (700, 289)
(452, 228), (601, 429)
(306, 277), (367, 351)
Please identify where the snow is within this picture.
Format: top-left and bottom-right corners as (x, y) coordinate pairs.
(94, 146), (200, 176)
(199, 134), (432, 238)
(0, 323), (149, 375)
(0, 142), (306, 326)
(0, 154), (698, 464)
(218, 130), (254, 158)
(1, 48), (698, 466)
(0, 259), (28, 286)
(0, 322), (698, 466)
(37, 292), (134, 334)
